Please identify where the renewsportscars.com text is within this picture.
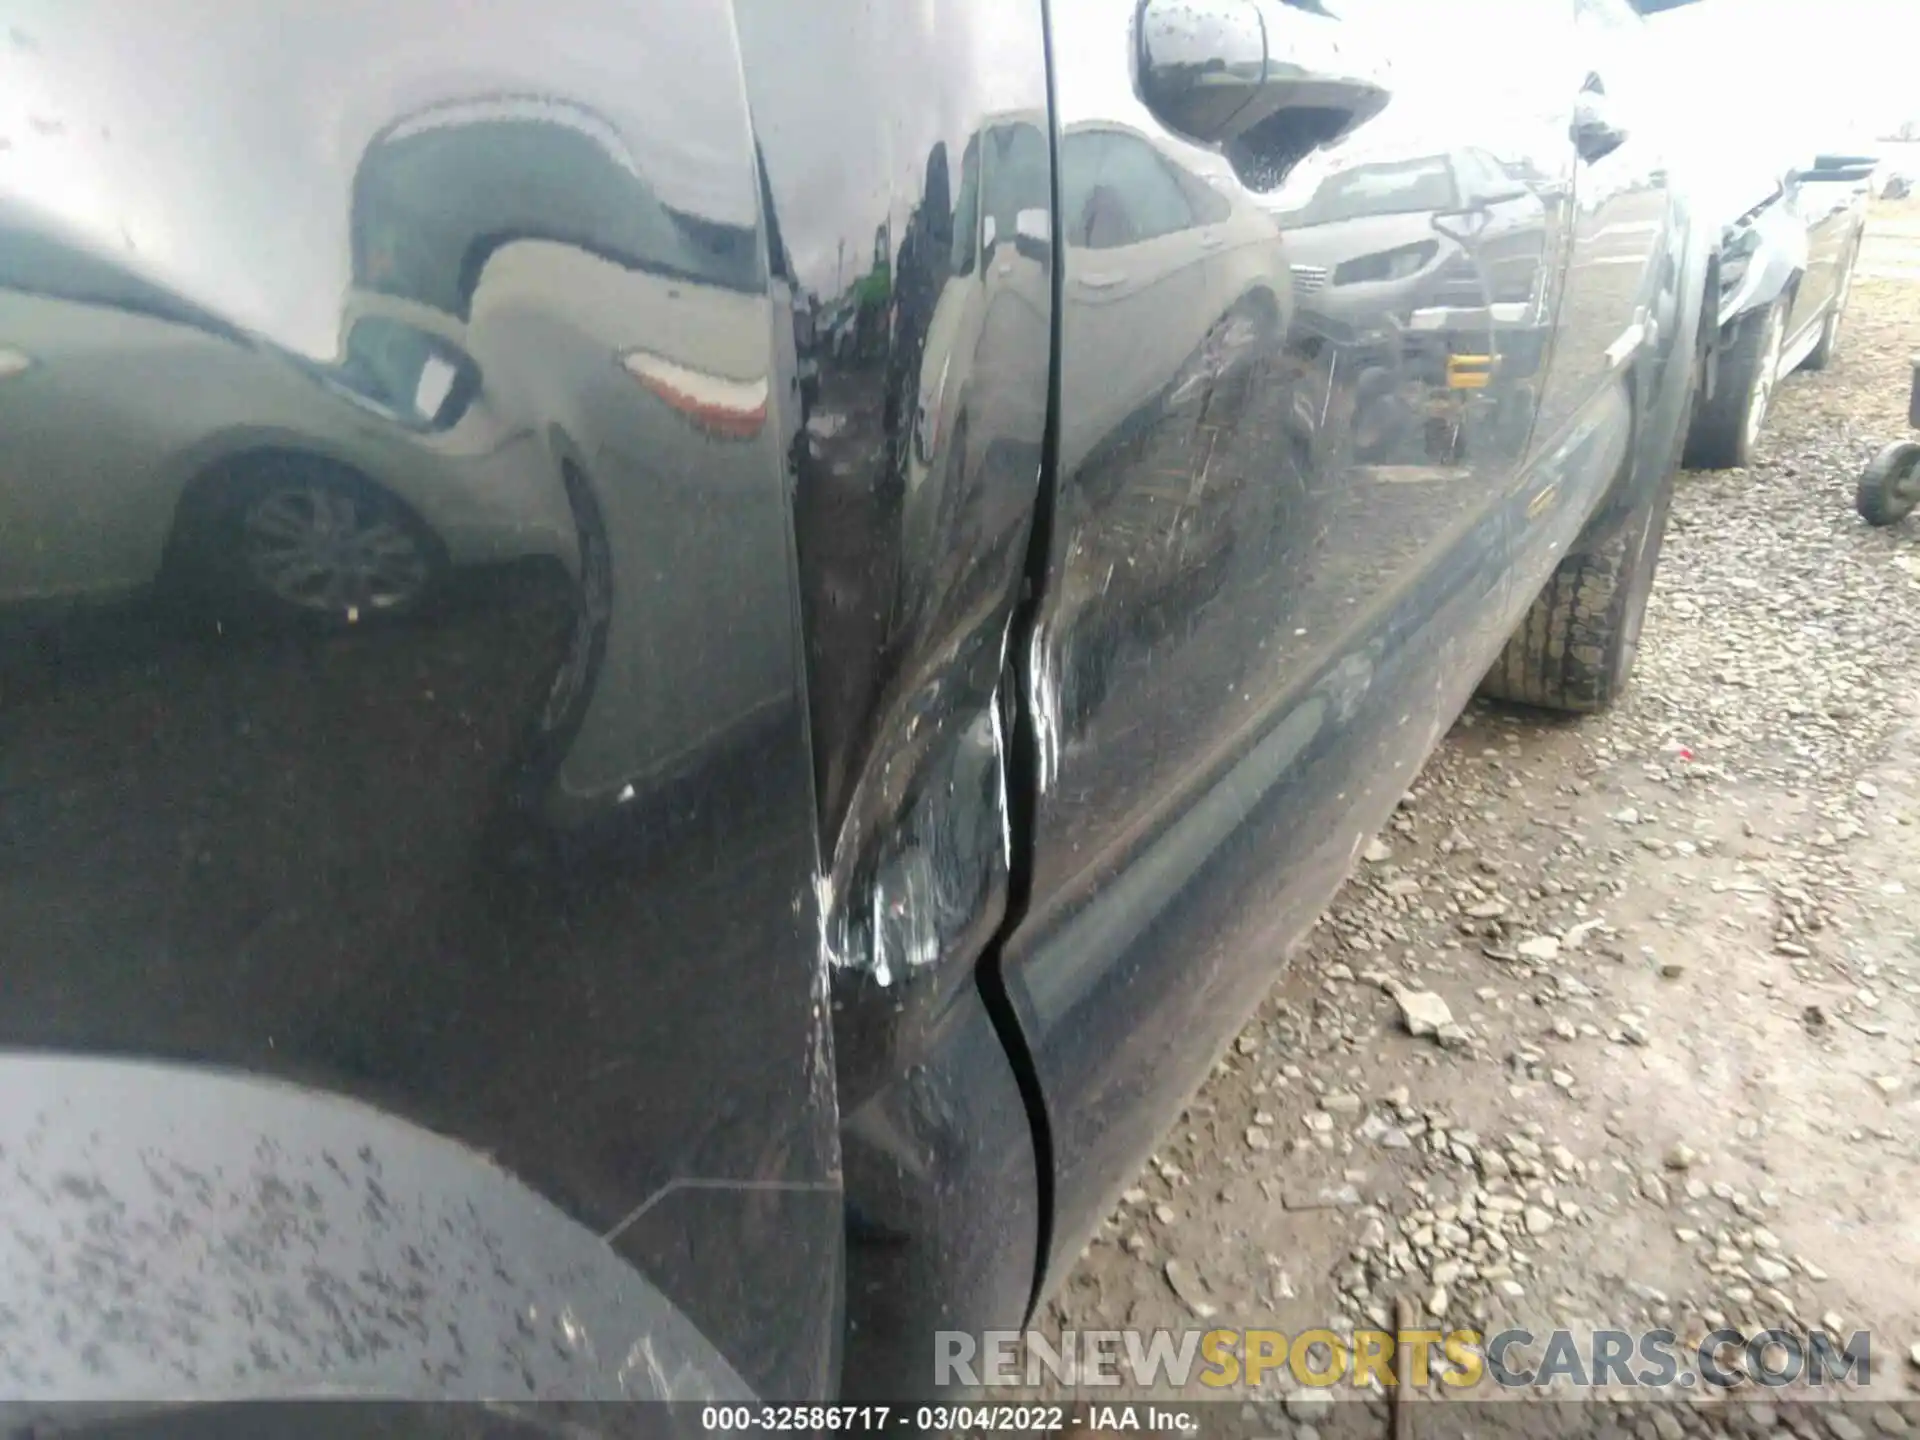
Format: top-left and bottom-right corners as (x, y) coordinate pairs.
(937, 1327), (1873, 1392)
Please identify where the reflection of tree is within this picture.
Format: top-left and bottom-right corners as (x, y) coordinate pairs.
(883, 144), (952, 455)
(791, 117), (1051, 838)
(845, 220), (893, 362)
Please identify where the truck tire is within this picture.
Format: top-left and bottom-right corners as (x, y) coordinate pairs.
(1478, 454), (1675, 713)
(1482, 207), (1704, 716)
(1682, 294), (1786, 470)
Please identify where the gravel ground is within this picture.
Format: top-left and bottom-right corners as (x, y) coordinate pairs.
(1031, 213), (1920, 1430)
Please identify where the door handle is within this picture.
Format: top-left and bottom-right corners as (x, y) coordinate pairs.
(1136, 0), (1389, 159)
(1571, 82), (1626, 164)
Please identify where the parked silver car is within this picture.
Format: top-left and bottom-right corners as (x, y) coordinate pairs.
(1681, 152), (1873, 468)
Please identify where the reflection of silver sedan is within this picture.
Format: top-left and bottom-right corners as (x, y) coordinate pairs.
(1046, 122), (1292, 638)
(899, 116), (1053, 619)
(0, 267), (567, 617)
(3, 90), (775, 623)
(1268, 149), (1547, 334)
(1055, 122), (1292, 477)
(465, 238), (797, 822)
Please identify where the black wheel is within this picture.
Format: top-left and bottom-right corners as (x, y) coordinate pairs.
(1799, 238), (1859, 373)
(1683, 295), (1786, 470)
(1857, 441), (1920, 527)
(168, 454), (446, 622)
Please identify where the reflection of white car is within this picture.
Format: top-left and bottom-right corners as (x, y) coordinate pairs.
(1054, 122), (1291, 477)
(897, 115), (1054, 621)
(0, 275), (568, 615)
(1042, 122), (1292, 633)
(3, 91), (781, 623)
(465, 238), (797, 820)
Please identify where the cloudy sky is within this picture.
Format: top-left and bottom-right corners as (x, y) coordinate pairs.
(1645, 0), (1918, 143)
(5, 0), (1913, 342)
(0, 0), (771, 357)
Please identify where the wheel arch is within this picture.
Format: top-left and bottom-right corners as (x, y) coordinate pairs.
(0, 1054), (752, 1403)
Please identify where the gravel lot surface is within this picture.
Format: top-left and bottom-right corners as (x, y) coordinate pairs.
(1033, 205), (1920, 1432)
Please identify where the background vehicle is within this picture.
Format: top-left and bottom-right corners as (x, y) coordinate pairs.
(1270, 147), (1550, 324)
(1638, 0), (1879, 468)
(1263, 139), (1556, 471)
(0, 0), (1703, 1412)
(0, 230), (570, 617)
(1681, 150), (1875, 468)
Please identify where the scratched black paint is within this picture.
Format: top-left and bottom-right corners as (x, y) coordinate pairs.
(728, 0), (1052, 1396)
(0, 0), (1706, 1407)
(996, 0), (1695, 1289)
